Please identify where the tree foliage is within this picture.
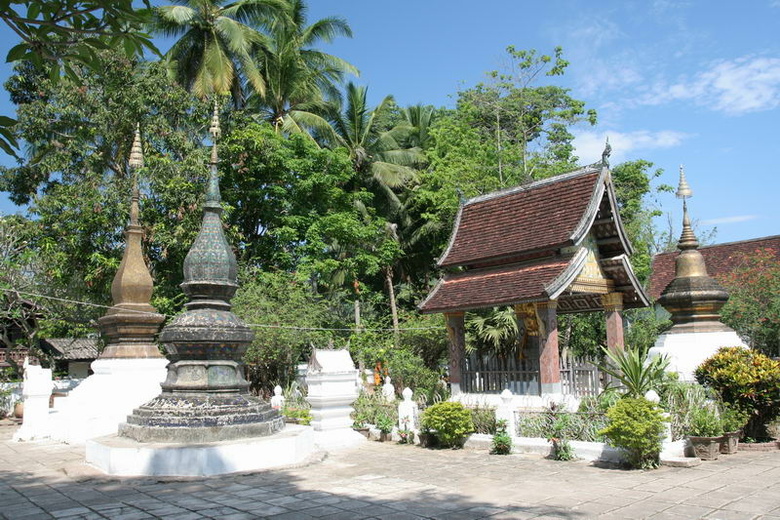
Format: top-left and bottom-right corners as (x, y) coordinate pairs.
(716, 248), (780, 357)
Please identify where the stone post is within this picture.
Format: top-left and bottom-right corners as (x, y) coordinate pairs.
(444, 312), (466, 395)
(14, 359), (54, 441)
(495, 389), (516, 437)
(602, 292), (625, 353)
(537, 301), (562, 395)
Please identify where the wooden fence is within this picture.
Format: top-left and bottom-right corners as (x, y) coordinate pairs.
(462, 352), (605, 396)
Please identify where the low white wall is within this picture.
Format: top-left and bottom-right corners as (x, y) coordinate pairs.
(465, 433), (686, 464)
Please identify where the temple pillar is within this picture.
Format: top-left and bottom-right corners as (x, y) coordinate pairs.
(602, 292), (625, 354)
(536, 301), (561, 395)
(444, 312), (466, 395)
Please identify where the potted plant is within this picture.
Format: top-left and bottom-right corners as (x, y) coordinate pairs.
(351, 411), (371, 438)
(375, 413), (394, 441)
(687, 407), (723, 460)
(719, 405), (748, 455)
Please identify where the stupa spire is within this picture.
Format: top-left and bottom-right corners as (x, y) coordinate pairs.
(98, 124), (165, 359)
(121, 101), (282, 444)
(657, 166), (730, 333)
(180, 100), (238, 311)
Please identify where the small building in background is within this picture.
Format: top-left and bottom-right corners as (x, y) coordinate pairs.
(40, 338), (99, 378)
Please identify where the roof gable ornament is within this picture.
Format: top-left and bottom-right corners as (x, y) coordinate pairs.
(601, 137), (611, 168)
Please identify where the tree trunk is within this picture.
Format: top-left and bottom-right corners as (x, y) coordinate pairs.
(385, 266), (399, 346)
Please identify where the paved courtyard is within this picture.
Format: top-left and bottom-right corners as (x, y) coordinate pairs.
(1, 419), (780, 520)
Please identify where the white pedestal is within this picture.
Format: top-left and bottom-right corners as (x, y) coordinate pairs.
(49, 357), (168, 444)
(86, 424), (315, 477)
(648, 330), (747, 381)
(306, 349), (359, 432)
(13, 364), (54, 442)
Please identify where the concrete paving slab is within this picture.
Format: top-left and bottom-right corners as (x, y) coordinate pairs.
(2, 418), (780, 519)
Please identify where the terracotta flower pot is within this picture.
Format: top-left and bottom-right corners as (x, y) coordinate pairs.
(13, 401), (23, 419)
(689, 436), (722, 460)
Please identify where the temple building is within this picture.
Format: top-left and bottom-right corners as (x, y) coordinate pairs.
(420, 163), (649, 396)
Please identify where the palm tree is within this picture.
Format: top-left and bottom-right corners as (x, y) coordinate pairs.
(150, 0), (283, 102)
(326, 82), (421, 215)
(248, 0), (357, 135)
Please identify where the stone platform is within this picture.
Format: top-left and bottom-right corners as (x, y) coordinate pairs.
(85, 423), (316, 477)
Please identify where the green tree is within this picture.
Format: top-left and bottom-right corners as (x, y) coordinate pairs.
(327, 82), (420, 212)
(0, 0), (158, 156)
(456, 46), (596, 184)
(233, 268), (333, 394)
(717, 248), (780, 357)
(150, 0), (282, 102)
(0, 53), (209, 321)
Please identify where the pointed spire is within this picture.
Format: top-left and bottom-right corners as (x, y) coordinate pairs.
(128, 123), (143, 227)
(181, 99), (237, 310)
(676, 165), (692, 199)
(206, 100), (221, 204)
(601, 136), (612, 167)
(129, 123), (144, 170)
(676, 165), (698, 251)
(106, 125), (156, 312)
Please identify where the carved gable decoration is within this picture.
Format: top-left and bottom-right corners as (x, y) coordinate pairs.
(420, 166), (650, 314)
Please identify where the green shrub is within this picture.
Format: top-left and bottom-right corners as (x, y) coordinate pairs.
(660, 381), (712, 441)
(695, 347), (780, 440)
(550, 438), (576, 461)
(351, 391), (398, 426)
(490, 420), (512, 455)
(687, 406), (722, 437)
(599, 397), (666, 469)
(421, 401), (474, 448)
(720, 404), (749, 433)
(470, 406), (497, 434)
(516, 405), (608, 443)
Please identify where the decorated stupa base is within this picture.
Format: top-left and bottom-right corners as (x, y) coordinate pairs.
(120, 389), (284, 444)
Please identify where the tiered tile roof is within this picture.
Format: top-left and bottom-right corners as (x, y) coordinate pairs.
(420, 166), (649, 314)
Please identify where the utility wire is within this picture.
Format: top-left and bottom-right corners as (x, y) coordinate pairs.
(0, 287), (445, 332)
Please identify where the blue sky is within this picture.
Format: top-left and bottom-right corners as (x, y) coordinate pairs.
(2, 0), (779, 246)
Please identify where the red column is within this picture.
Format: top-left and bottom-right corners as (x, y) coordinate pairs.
(444, 312), (466, 395)
(602, 292), (625, 353)
(537, 301), (562, 394)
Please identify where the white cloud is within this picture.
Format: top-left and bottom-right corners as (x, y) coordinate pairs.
(638, 56), (780, 114)
(701, 215), (758, 225)
(574, 129), (690, 164)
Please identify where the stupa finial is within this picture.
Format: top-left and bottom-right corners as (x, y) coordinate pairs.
(676, 165), (698, 251)
(128, 123), (144, 226)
